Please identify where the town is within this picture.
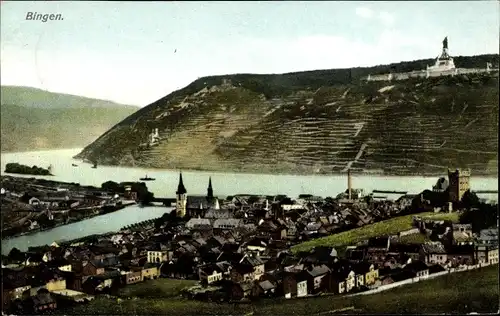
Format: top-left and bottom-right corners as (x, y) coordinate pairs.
(1, 168), (498, 314)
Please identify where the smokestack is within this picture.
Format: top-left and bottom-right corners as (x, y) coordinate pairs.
(348, 169), (352, 200)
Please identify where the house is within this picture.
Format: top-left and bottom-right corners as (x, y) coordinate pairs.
(82, 271), (121, 294)
(446, 244), (476, 266)
(24, 252), (44, 266)
(282, 271), (308, 298)
(353, 261), (378, 287)
(213, 219), (243, 230)
(2, 269), (32, 301)
(257, 220), (287, 240)
(77, 260), (105, 276)
(239, 254), (265, 280)
(83, 195), (107, 206)
(254, 280), (277, 297)
(230, 281), (255, 300)
(344, 270), (357, 292)
(40, 270), (67, 292)
(28, 289), (57, 314)
(245, 237), (268, 254)
(198, 263), (224, 284)
(475, 245), (499, 265)
(58, 271), (84, 292)
(345, 247), (365, 263)
(230, 264), (254, 283)
(300, 246), (338, 266)
(296, 277), (308, 297)
(205, 209), (233, 219)
(328, 259), (359, 294)
(141, 263), (160, 280)
(285, 221), (298, 240)
(123, 270), (142, 284)
(186, 218), (212, 230)
(403, 260), (429, 278)
(452, 224), (474, 245)
(215, 261), (232, 279)
(206, 236), (229, 249)
(478, 229), (499, 246)
(299, 264), (330, 294)
(303, 222), (323, 236)
(452, 224), (473, 236)
(147, 247), (173, 264)
(420, 242), (448, 265)
(389, 243), (421, 262)
(27, 278), (48, 297)
(376, 269), (415, 286)
(327, 269), (347, 295)
(47, 258), (72, 272)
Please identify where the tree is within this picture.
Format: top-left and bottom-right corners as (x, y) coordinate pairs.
(460, 190), (480, 209)
(459, 202), (498, 232)
(101, 181), (121, 192)
(8, 247), (25, 262)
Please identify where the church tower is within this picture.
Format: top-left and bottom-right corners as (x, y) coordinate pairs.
(447, 168), (471, 203)
(207, 177), (213, 199)
(176, 172), (187, 217)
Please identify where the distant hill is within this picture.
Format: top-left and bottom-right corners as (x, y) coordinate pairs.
(0, 86), (137, 109)
(75, 54), (499, 176)
(1, 86), (139, 152)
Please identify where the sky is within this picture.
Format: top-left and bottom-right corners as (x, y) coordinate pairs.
(1, 1), (499, 106)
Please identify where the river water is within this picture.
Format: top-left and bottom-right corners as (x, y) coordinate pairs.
(1, 148), (498, 254)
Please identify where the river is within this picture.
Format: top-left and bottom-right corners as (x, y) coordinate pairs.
(1, 148), (498, 254)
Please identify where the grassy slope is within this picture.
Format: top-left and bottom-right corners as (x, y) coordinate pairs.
(0, 86), (138, 152)
(62, 264), (499, 315)
(76, 55), (499, 176)
(291, 212), (460, 253)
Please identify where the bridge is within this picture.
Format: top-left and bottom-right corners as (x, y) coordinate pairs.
(472, 190), (498, 194)
(151, 197), (176, 206)
(372, 190), (408, 195)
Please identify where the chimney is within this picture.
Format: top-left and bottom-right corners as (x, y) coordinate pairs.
(347, 169), (352, 200)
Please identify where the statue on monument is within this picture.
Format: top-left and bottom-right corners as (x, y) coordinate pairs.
(443, 36), (448, 50)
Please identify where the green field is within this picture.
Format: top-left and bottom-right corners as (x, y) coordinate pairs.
(291, 212), (460, 254)
(60, 264), (498, 315)
(117, 279), (198, 298)
(397, 233), (431, 244)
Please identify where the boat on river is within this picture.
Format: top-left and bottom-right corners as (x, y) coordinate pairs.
(140, 175), (155, 181)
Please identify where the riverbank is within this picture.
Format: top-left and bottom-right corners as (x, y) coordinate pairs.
(1, 201), (136, 240)
(72, 158), (499, 178)
(1, 205), (170, 254)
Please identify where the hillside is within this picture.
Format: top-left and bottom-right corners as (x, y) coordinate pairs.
(1, 86), (139, 152)
(75, 55), (499, 176)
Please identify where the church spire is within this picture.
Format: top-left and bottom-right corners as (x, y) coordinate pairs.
(176, 172), (187, 195)
(207, 176), (213, 198)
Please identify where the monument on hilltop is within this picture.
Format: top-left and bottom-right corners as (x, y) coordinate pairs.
(427, 36), (456, 73)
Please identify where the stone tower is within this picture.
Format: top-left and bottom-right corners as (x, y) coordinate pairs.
(447, 168), (471, 203)
(207, 177), (213, 199)
(176, 172), (187, 217)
